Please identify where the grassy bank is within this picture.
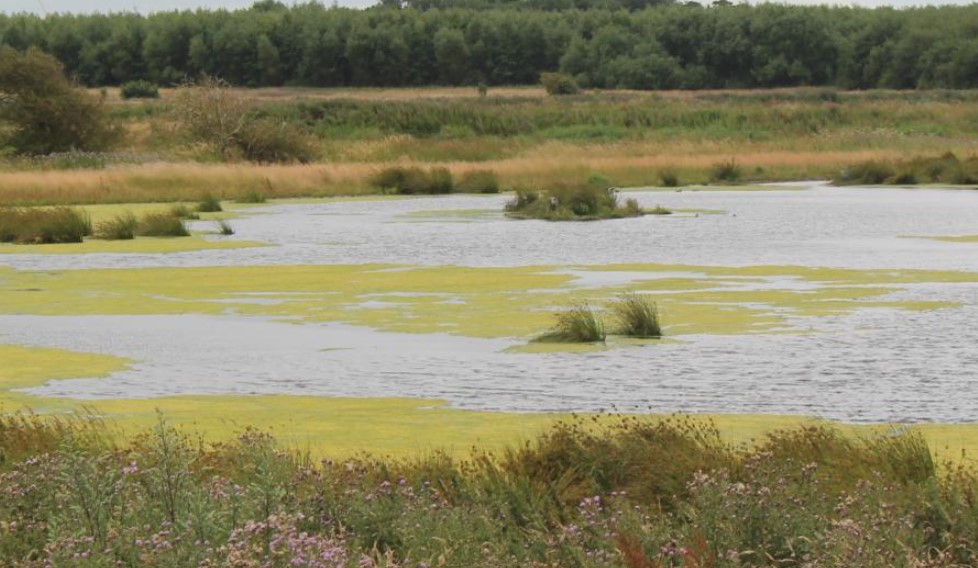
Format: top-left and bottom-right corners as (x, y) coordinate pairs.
(1, 413), (977, 567)
(3, 88), (978, 206)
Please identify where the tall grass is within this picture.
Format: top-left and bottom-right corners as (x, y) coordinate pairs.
(0, 413), (970, 567)
(134, 211), (189, 237)
(93, 211), (138, 240)
(534, 302), (606, 343)
(613, 292), (662, 338)
(0, 207), (91, 244)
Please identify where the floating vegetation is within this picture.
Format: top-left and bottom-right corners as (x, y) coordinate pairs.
(505, 181), (643, 221)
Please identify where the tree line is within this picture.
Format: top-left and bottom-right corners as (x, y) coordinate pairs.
(3, 1), (978, 90)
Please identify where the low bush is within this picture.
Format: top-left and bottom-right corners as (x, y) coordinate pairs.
(834, 152), (978, 186)
(533, 302), (606, 343)
(455, 169), (500, 193)
(0, 206), (91, 244)
(709, 158), (742, 183)
(236, 118), (318, 164)
(94, 212), (137, 240)
(659, 169), (680, 187)
(197, 194), (223, 213)
(119, 80), (160, 99)
(540, 72), (580, 96)
(613, 292), (662, 337)
(505, 180), (643, 221)
(368, 166), (455, 194)
(134, 212), (189, 237)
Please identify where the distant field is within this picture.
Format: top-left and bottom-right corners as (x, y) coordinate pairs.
(4, 87), (978, 205)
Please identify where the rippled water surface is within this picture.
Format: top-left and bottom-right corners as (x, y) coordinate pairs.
(4, 184), (978, 422)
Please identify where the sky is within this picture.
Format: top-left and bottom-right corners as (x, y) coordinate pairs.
(2, 0), (975, 14)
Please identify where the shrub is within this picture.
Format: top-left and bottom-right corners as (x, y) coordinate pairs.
(94, 212), (137, 240)
(237, 118), (318, 164)
(533, 302), (605, 343)
(613, 292), (662, 337)
(368, 166), (455, 194)
(709, 158), (742, 183)
(197, 194), (223, 213)
(540, 72), (580, 96)
(506, 180), (642, 221)
(0, 47), (119, 155)
(135, 212), (189, 237)
(455, 170), (499, 193)
(0, 207), (91, 244)
(119, 80), (160, 99)
(659, 169), (680, 187)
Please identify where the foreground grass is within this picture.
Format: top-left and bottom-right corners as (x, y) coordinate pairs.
(2, 412), (978, 567)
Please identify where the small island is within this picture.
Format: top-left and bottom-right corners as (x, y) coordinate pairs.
(504, 182), (647, 221)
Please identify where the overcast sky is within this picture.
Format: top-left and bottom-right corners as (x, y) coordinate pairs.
(3, 0), (975, 15)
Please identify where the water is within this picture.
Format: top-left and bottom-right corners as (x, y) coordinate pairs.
(3, 184), (978, 423)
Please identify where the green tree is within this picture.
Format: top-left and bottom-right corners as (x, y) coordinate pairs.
(0, 47), (117, 155)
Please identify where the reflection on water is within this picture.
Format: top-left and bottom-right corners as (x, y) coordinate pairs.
(3, 184), (978, 423)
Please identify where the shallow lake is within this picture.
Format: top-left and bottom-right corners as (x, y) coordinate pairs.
(3, 183), (978, 423)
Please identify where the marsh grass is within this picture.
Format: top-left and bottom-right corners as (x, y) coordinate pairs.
(613, 292), (662, 338)
(168, 204), (199, 219)
(215, 220), (235, 235)
(197, 194), (223, 212)
(454, 169), (500, 193)
(134, 211), (189, 237)
(709, 158), (742, 183)
(834, 152), (978, 185)
(647, 204), (672, 215)
(236, 189), (267, 203)
(368, 165), (454, 194)
(0, 206), (91, 244)
(533, 302), (606, 343)
(93, 211), (138, 240)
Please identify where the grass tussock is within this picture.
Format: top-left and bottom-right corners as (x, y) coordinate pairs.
(0, 413), (974, 567)
(506, 179), (643, 221)
(647, 204), (672, 215)
(134, 211), (189, 237)
(196, 193), (223, 212)
(215, 220), (235, 235)
(93, 211), (138, 240)
(0, 206), (91, 244)
(168, 203), (199, 219)
(613, 292), (662, 338)
(454, 169), (500, 193)
(533, 302), (606, 343)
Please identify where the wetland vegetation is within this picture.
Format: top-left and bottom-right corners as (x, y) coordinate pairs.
(2, 414), (978, 568)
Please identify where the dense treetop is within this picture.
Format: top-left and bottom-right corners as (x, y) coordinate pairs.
(1, 1), (978, 89)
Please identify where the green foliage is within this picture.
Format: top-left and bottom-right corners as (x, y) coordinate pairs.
(659, 169), (680, 187)
(197, 194), (223, 213)
(505, 180), (643, 221)
(533, 302), (606, 343)
(455, 170), (500, 193)
(94, 212), (138, 240)
(834, 153), (978, 186)
(368, 166), (455, 194)
(0, 414), (975, 567)
(0, 207), (91, 244)
(237, 118), (318, 164)
(0, 47), (118, 155)
(134, 212), (189, 237)
(612, 292), (662, 337)
(7, 5), (978, 91)
(215, 220), (235, 235)
(540, 72), (580, 96)
(119, 80), (160, 99)
(709, 158), (742, 183)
